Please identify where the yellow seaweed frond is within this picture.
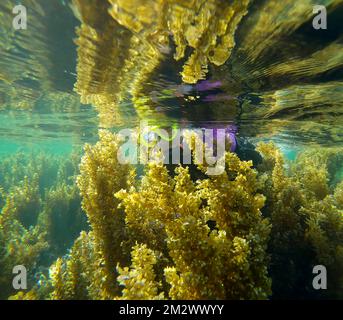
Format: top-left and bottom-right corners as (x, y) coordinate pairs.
(76, 130), (133, 298)
(117, 243), (165, 300)
(257, 142), (343, 298)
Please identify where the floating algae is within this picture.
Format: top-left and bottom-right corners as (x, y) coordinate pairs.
(0, 0), (343, 301)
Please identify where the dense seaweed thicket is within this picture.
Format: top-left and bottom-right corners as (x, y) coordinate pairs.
(1, 132), (342, 300)
(0, 151), (87, 299)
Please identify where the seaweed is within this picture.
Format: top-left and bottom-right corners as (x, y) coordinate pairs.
(257, 142), (343, 299)
(0, 151), (86, 299)
(43, 130), (271, 300)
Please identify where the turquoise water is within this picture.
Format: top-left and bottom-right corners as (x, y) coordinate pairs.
(0, 107), (98, 155)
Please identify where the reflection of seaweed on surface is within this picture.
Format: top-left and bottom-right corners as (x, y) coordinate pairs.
(72, 0), (251, 126)
(1, 1), (343, 144)
(0, 0), (78, 110)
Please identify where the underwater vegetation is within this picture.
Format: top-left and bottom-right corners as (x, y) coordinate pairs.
(0, 0), (342, 301)
(0, 151), (87, 299)
(256, 143), (343, 299)
(3, 131), (341, 300)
